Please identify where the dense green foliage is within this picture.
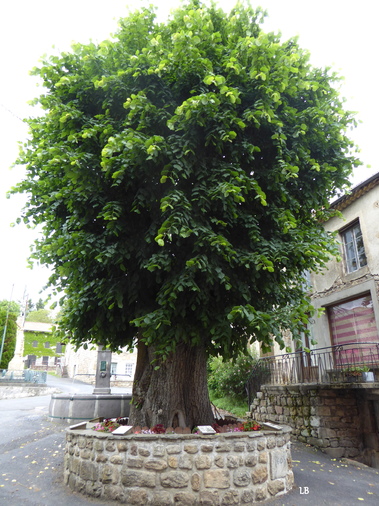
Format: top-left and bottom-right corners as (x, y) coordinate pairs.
(208, 349), (257, 401)
(11, 1), (359, 362)
(26, 309), (53, 323)
(0, 300), (20, 317)
(23, 330), (65, 359)
(0, 310), (17, 369)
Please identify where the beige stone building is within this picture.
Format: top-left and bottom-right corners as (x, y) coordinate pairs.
(62, 343), (137, 390)
(309, 171), (379, 349)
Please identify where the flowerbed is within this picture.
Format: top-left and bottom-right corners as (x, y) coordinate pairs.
(92, 417), (261, 434)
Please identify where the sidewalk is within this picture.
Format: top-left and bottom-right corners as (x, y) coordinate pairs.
(267, 441), (379, 505)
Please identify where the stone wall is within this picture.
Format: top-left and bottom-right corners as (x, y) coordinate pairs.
(64, 427), (293, 504)
(250, 384), (379, 464)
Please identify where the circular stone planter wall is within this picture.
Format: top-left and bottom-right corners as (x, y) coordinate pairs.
(49, 393), (132, 423)
(64, 424), (294, 504)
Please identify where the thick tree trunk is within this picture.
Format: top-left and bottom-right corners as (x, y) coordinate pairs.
(129, 341), (214, 429)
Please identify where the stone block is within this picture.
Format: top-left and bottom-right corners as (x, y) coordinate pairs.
(204, 469), (230, 489)
(268, 479), (285, 496)
(240, 490), (254, 503)
(259, 451), (268, 464)
(226, 455), (240, 469)
(201, 444), (214, 453)
(245, 454), (258, 467)
(124, 489), (149, 505)
(138, 447), (151, 457)
(78, 436), (87, 449)
(267, 436), (276, 449)
(168, 456), (178, 468)
(161, 471), (190, 488)
(116, 441), (127, 452)
(199, 490), (220, 505)
(121, 469), (156, 488)
(166, 444), (181, 454)
(110, 454), (123, 465)
(153, 445), (166, 457)
(101, 464), (118, 484)
(179, 455), (193, 470)
(174, 492), (197, 505)
(196, 455), (212, 469)
(214, 455), (225, 468)
(318, 427), (337, 439)
(270, 450), (287, 480)
(150, 491), (174, 505)
(252, 465), (268, 484)
(94, 440), (104, 451)
(96, 454), (108, 463)
(215, 443), (232, 453)
(85, 481), (102, 497)
(104, 484), (124, 502)
(105, 441), (116, 452)
(191, 473), (200, 491)
(246, 440), (257, 452)
(127, 457), (144, 468)
(79, 460), (97, 481)
(233, 442), (245, 453)
(254, 485), (268, 502)
(184, 444), (199, 454)
(220, 489), (239, 504)
(145, 459), (168, 471)
(233, 468), (251, 487)
(257, 440), (266, 451)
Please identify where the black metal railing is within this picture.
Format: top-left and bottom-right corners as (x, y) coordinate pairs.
(246, 342), (379, 406)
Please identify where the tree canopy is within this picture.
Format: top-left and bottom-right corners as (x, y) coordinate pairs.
(25, 309), (53, 323)
(12, 1), (359, 361)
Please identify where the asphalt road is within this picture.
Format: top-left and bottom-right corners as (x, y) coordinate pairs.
(0, 376), (378, 505)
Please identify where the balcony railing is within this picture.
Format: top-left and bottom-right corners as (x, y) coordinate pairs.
(246, 342), (379, 406)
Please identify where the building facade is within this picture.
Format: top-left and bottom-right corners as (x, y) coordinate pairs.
(309, 172), (379, 351)
(61, 343), (137, 390)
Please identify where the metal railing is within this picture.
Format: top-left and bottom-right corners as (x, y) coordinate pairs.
(0, 369), (47, 384)
(246, 342), (379, 406)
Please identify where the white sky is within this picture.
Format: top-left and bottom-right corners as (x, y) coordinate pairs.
(1, 0), (378, 305)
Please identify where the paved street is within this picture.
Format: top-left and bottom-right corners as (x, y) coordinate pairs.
(0, 376), (378, 505)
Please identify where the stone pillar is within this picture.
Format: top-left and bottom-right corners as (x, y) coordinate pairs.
(93, 345), (112, 394)
(7, 317), (25, 371)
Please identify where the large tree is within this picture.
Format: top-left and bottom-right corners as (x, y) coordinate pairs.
(12, 1), (359, 427)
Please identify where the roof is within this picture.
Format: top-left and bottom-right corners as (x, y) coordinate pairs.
(23, 321), (53, 333)
(331, 171), (379, 211)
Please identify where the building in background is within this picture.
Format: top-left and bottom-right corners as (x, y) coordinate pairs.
(61, 343), (137, 390)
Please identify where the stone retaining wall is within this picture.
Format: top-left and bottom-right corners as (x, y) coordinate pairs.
(250, 384), (379, 462)
(64, 426), (293, 504)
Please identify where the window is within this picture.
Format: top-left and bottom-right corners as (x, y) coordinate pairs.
(42, 356), (49, 366)
(328, 294), (379, 346)
(125, 363), (134, 377)
(32, 341), (38, 348)
(56, 343), (62, 353)
(341, 221), (367, 273)
(111, 362), (117, 375)
(44, 341), (50, 349)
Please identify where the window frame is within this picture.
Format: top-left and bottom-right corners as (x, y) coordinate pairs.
(340, 220), (367, 273)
